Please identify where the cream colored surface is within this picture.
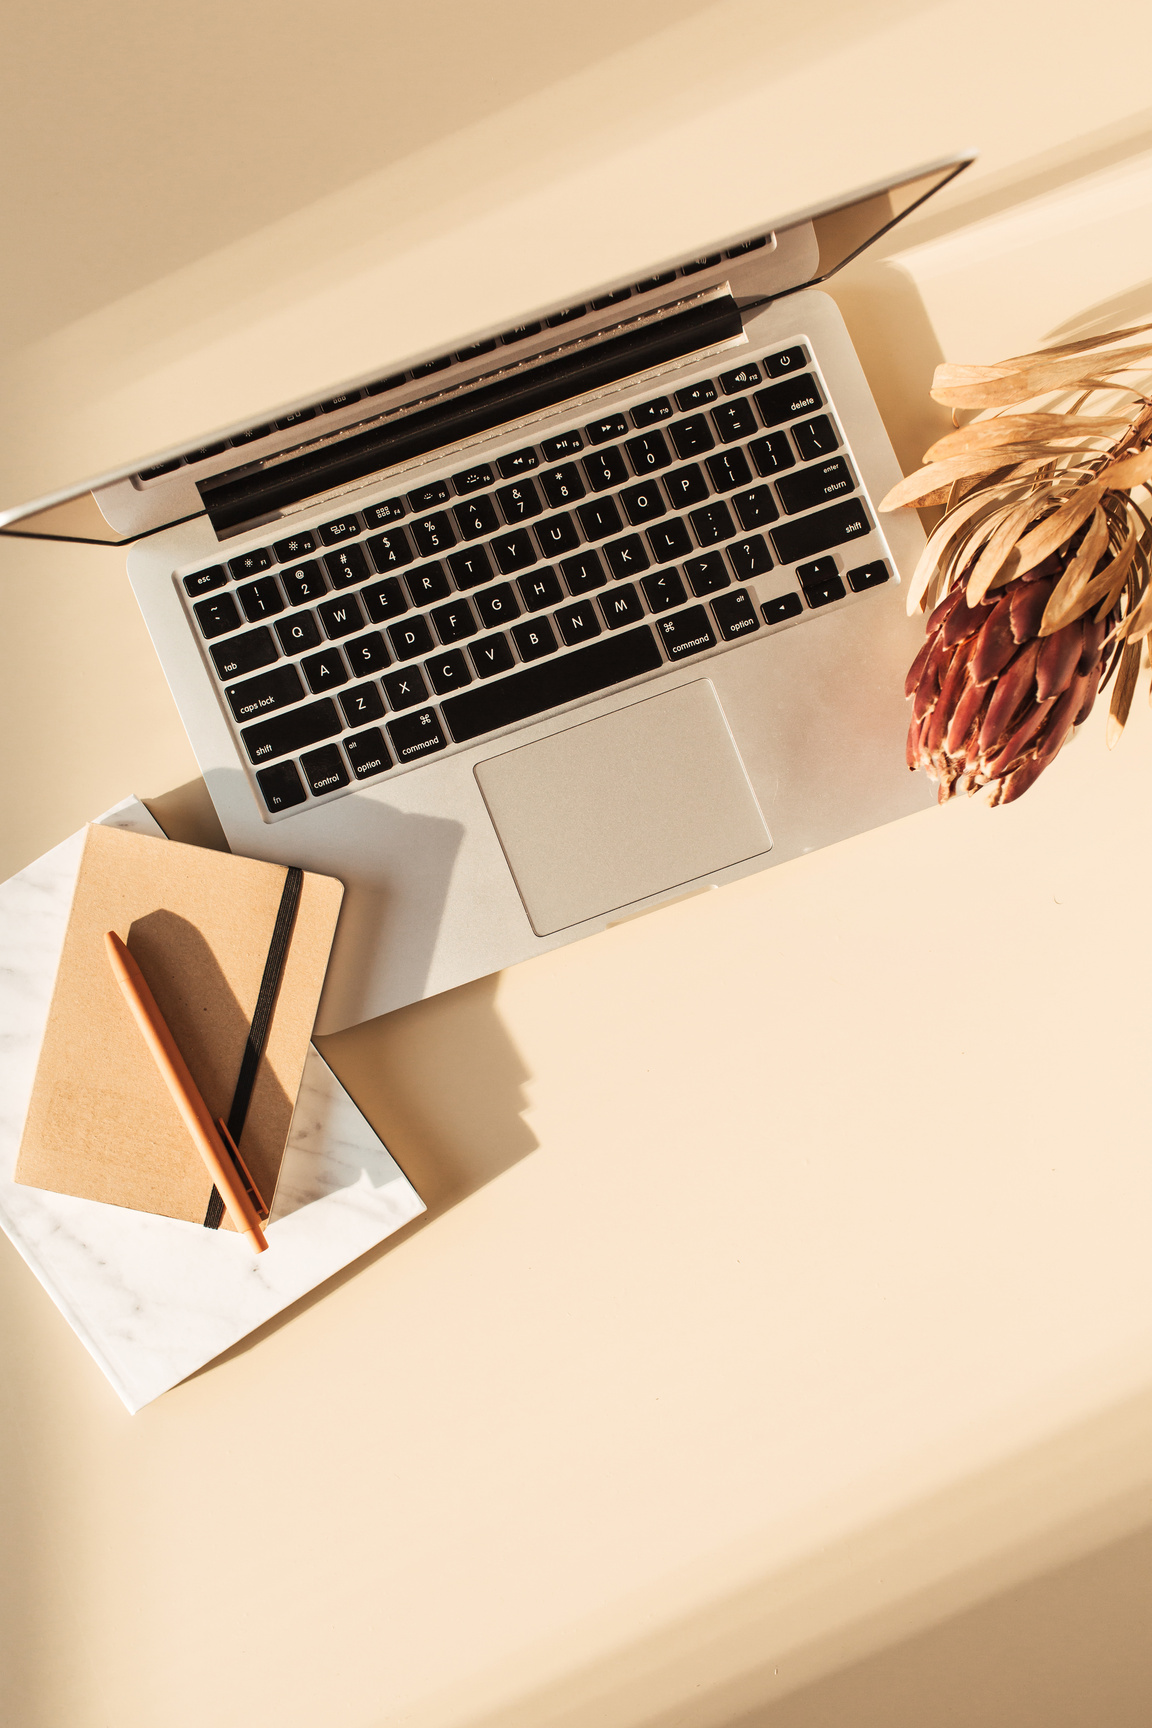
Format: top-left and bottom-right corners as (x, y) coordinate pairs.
(4, 4), (1152, 1726)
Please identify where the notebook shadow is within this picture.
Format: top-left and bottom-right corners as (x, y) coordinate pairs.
(126, 908), (294, 1217)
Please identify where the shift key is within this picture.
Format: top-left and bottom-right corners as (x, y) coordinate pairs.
(241, 698), (342, 763)
(770, 498), (871, 566)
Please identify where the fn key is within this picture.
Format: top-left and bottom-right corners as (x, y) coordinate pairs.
(256, 761), (307, 813)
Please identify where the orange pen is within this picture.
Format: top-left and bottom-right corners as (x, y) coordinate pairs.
(104, 930), (269, 1253)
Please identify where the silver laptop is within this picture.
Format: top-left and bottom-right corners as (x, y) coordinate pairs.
(5, 157), (971, 1034)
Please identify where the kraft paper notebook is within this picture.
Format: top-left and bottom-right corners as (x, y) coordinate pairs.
(16, 823), (343, 1228)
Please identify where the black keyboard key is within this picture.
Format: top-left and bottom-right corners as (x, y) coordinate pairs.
(589, 289), (631, 309)
(791, 415), (839, 462)
(497, 447), (538, 477)
(539, 464), (586, 509)
(630, 396), (672, 426)
(636, 271), (675, 291)
(453, 462), (495, 494)
(500, 324), (541, 343)
(301, 647), (349, 693)
(646, 519), (692, 562)
(237, 577), (284, 622)
(761, 591), (804, 625)
(319, 390), (363, 412)
(388, 707), (449, 763)
(727, 535), (773, 580)
(470, 633), (516, 678)
(228, 548), (273, 580)
(425, 648), (473, 695)
(280, 562), (328, 605)
(604, 534), (649, 580)
(344, 727), (392, 780)
(521, 570), (566, 611)
(183, 566), (226, 597)
(387, 615), (435, 661)
(560, 550), (607, 595)
(363, 577), (408, 623)
(364, 497), (406, 527)
(619, 481), (666, 526)
(455, 341), (497, 360)
(404, 563), (452, 607)
(318, 514), (362, 545)
(443, 625), (661, 744)
(497, 479), (542, 522)
(711, 400), (757, 442)
(277, 407), (316, 431)
(345, 630), (390, 674)
(600, 583), (644, 629)
(669, 416), (716, 462)
(554, 599), (602, 646)
(748, 432), (795, 477)
(776, 456), (856, 515)
(230, 423), (274, 446)
(732, 486), (779, 530)
(681, 253), (722, 274)
(577, 496), (623, 542)
(410, 356), (451, 378)
(317, 593), (366, 639)
(276, 611), (323, 655)
(771, 499), (871, 565)
(689, 501), (736, 546)
(225, 663), (304, 722)
(368, 527), (414, 570)
(491, 528), (537, 574)
(763, 345), (807, 378)
(655, 605), (716, 660)
(411, 513), (456, 557)
(684, 552), (729, 597)
(583, 446), (628, 490)
(798, 559), (847, 607)
(641, 568), (687, 612)
(511, 617), (558, 662)
(625, 430), (671, 473)
(535, 513), (581, 557)
(339, 681), (386, 726)
(518, 567), (564, 610)
(847, 559), (891, 592)
(323, 544), (369, 588)
(242, 698), (341, 764)
(382, 665), (429, 710)
(755, 374), (823, 427)
(431, 597), (478, 643)
(453, 495), (500, 539)
(210, 627), (278, 679)
(719, 361), (761, 393)
(185, 443), (228, 463)
(545, 305), (585, 326)
(364, 374), (406, 396)
(474, 583), (521, 630)
(586, 412), (628, 444)
(541, 431), (584, 461)
(256, 760), (307, 813)
(407, 481), (450, 511)
(448, 544), (495, 589)
(674, 380), (717, 411)
(664, 464), (709, 509)
(300, 744), (350, 796)
(711, 588), (761, 641)
(706, 449), (753, 493)
(139, 459), (182, 480)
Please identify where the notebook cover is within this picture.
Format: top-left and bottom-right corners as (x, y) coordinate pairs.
(15, 824), (343, 1226)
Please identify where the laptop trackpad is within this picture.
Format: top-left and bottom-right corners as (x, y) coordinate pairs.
(473, 680), (772, 937)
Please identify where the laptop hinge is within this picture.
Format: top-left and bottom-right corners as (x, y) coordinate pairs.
(199, 292), (744, 537)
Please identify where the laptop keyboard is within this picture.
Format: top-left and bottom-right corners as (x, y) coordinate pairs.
(180, 342), (892, 818)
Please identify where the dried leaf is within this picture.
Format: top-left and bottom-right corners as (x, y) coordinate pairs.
(931, 348), (1152, 409)
(1107, 637), (1142, 745)
(880, 452), (1049, 511)
(1013, 483), (1106, 576)
(1099, 447), (1152, 491)
(963, 493), (1053, 607)
(1038, 507), (1110, 634)
(923, 415), (1126, 463)
(984, 321), (1152, 369)
(905, 487), (1020, 613)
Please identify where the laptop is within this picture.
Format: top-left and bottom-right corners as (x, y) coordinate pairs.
(4, 156), (972, 1035)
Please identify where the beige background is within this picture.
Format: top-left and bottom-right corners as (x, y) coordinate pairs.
(4, 4), (1152, 1725)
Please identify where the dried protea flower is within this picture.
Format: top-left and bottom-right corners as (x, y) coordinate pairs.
(881, 321), (1152, 804)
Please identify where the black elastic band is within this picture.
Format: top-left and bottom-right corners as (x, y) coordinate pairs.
(204, 865), (304, 1229)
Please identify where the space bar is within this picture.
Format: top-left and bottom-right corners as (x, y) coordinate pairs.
(442, 625), (663, 744)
